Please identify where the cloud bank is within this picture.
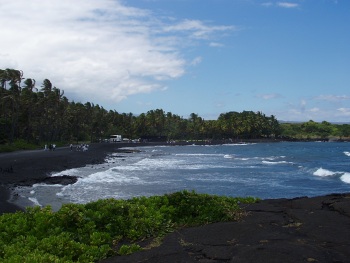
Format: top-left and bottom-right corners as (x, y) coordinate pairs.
(0, 0), (233, 106)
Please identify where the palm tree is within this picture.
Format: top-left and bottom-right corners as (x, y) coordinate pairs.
(20, 78), (38, 142)
(2, 69), (23, 142)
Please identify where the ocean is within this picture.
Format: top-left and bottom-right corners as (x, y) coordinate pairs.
(13, 142), (350, 211)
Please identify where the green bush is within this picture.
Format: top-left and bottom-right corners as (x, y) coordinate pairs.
(0, 191), (258, 262)
(0, 139), (39, 152)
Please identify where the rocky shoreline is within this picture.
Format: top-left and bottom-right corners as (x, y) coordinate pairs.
(103, 193), (350, 263)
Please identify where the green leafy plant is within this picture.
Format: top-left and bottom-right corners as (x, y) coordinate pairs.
(0, 191), (258, 262)
(118, 244), (142, 255)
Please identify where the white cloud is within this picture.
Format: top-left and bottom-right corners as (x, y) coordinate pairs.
(261, 2), (274, 7)
(209, 42), (224, 47)
(337, 108), (350, 116)
(309, 107), (320, 113)
(261, 2), (299, 9)
(190, 57), (203, 66)
(163, 19), (236, 39)
(314, 95), (350, 102)
(277, 2), (299, 8)
(275, 100), (350, 122)
(0, 0), (233, 106)
(256, 93), (282, 100)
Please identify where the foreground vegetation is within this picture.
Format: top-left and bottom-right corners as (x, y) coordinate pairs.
(0, 190), (258, 262)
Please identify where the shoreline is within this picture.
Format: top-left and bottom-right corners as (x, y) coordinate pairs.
(103, 192), (350, 263)
(0, 139), (348, 214)
(1, 141), (350, 262)
(0, 141), (230, 214)
(0, 142), (148, 214)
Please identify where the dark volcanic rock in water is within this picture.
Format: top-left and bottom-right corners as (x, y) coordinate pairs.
(41, 175), (78, 185)
(15, 175), (79, 186)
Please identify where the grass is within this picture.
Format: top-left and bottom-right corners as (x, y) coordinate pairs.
(0, 140), (39, 153)
(0, 190), (258, 262)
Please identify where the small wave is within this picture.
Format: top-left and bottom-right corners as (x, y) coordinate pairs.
(82, 170), (142, 184)
(185, 164), (229, 170)
(224, 143), (255, 146)
(344, 151), (350, 157)
(263, 156), (286, 161)
(313, 168), (336, 177)
(28, 197), (42, 207)
(224, 154), (235, 159)
(32, 183), (64, 188)
(340, 173), (350, 184)
(262, 161), (290, 165)
(175, 153), (222, 157)
(50, 168), (80, 177)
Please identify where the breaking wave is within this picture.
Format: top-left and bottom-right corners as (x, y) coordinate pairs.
(313, 168), (337, 177)
(340, 173), (350, 184)
(313, 168), (350, 184)
(28, 197), (41, 207)
(262, 160), (291, 165)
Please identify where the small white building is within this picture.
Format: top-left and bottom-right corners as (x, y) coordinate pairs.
(109, 135), (122, 142)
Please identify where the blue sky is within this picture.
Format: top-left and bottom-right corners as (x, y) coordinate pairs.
(1, 0), (349, 122)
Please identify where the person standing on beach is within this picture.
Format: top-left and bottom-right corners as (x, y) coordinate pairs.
(70, 144), (73, 151)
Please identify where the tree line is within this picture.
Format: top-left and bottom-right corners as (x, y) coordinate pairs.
(280, 120), (350, 140)
(1, 68), (348, 147)
(0, 69), (281, 145)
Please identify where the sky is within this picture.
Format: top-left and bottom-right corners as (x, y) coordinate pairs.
(1, 0), (349, 122)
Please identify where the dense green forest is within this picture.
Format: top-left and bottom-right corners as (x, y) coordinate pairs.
(1, 68), (349, 149)
(281, 121), (350, 140)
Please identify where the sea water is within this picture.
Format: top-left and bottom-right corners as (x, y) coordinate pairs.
(13, 142), (350, 211)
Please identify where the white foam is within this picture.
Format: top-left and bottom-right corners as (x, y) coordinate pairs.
(344, 151), (350, 157)
(50, 168), (80, 177)
(28, 197), (42, 207)
(32, 183), (64, 187)
(340, 173), (350, 184)
(224, 154), (235, 159)
(56, 175), (139, 204)
(262, 161), (290, 165)
(175, 153), (223, 157)
(185, 163), (228, 170)
(81, 169), (142, 184)
(113, 158), (183, 171)
(223, 143), (255, 146)
(263, 156), (286, 161)
(313, 168), (336, 177)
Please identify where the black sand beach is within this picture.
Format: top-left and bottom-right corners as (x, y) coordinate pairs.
(0, 143), (138, 213)
(1, 143), (350, 262)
